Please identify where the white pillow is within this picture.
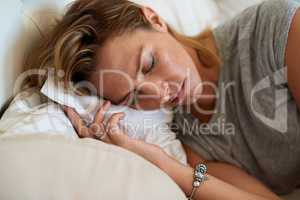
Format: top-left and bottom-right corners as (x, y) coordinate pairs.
(132, 0), (221, 35)
(0, 88), (77, 138)
(0, 85), (187, 165)
(0, 133), (186, 200)
(214, 0), (263, 21)
(19, 0), (227, 32)
(24, 0), (221, 36)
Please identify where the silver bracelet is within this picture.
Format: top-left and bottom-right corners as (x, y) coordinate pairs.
(187, 163), (208, 200)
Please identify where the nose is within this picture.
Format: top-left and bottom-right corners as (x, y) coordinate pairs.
(161, 82), (171, 103)
(135, 80), (171, 102)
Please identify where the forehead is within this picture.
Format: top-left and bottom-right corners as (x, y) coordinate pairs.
(97, 32), (139, 73)
(93, 32), (142, 102)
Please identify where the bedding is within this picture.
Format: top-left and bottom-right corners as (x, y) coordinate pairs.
(132, 0), (221, 35)
(40, 74), (188, 165)
(0, 133), (187, 200)
(0, 82), (188, 165)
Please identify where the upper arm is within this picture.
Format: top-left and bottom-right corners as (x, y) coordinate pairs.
(286, 8), (300, 110)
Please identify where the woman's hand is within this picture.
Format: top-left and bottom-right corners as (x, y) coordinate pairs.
(63, 101), (132, 147)
(62, 101), (175, 173)
(62, 101), (165, 157)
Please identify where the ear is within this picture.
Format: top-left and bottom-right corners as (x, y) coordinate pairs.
(140, 7), (168, 33)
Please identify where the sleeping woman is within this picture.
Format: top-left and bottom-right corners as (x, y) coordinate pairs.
(33, 0), (300, 199)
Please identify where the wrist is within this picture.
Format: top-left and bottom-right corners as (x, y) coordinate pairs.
(118, 137), (136, 150)
(121, 138), (143, 152)
(123, 139), (168, 166)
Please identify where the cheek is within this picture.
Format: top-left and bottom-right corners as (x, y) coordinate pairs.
(157, 50), (188, 79)
(158, 47), (200, 87)
(160, 47), (202, 103)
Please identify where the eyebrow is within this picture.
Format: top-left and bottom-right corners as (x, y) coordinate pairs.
(115, 46), (144, 105)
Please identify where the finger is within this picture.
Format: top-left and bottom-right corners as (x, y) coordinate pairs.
(161, 82), (171, 103)
(63, 106), (83, 131)
(78, 126), (92, 138)
(98, 133), (113, 144)
(88, 123), (112, 143)
(63, 106), (90, 138)
(106, 113), (125, 135)
(94, 101), (111, 124)
(89, 123), (105, 138)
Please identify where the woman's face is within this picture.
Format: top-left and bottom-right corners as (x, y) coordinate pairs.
(89, 7), (203, 110)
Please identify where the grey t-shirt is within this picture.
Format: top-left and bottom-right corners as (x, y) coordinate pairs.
(172, 0), (300, 195)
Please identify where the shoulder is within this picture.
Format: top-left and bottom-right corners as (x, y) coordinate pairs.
(256, 0), (300, 22)
(213, 0), (300, 69)
(258, 0), (294, 11)
(216, 0), (300, 28)
(259, 0), (300, 70)
(235, 0), (300, 26)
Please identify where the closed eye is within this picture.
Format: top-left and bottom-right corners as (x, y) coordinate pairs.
(128, 90), (139, 106)
(119, 90), (138, 106)
(142, 53), (156, 74)
(123, 52), (156, 106)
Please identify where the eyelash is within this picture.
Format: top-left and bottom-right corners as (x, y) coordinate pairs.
(128, 53), (156, 106)
(144, 54), (156, 74)
(129, 90), (139, 106)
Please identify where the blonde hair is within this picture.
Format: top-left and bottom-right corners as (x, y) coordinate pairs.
(29, 0), (220, 93)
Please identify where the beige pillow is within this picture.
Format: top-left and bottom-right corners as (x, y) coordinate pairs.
(0, 134), (186, 200)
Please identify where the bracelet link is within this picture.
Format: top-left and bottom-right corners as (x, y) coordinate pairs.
(187, 163), (208, 200)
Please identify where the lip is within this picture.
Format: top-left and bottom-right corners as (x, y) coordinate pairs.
(170, 79), (186, 105)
